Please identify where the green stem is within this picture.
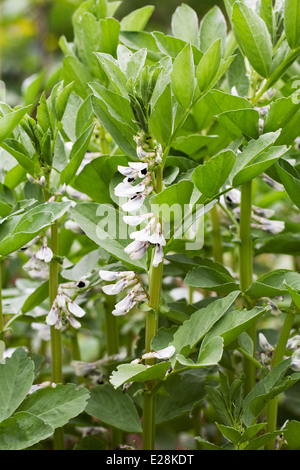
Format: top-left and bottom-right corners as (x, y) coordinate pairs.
(0, 261), (3, 334)
(49, 220), (65, 450)
(142, 165), (164, 451)
(266, 309), (295, 450)
(239, 181), (255, 396)
(210, 204), (223, 264)
(0, 260), (3, 360)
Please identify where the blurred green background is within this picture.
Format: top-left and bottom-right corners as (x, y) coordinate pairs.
(1, 0), (224, 106)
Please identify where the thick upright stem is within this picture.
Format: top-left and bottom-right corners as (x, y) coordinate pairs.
(210, 204), (223, 264)
(0, 261), (3, 360)
(266, 309), (295, 449)
(49, 221), (65, 450)
(142, 165), (164, 450)
(239, 181), (255, 396)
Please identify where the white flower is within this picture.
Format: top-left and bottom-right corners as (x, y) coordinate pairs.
(64, 220), (83, 234)
(35, 241), (53, 263)
(123, 212), (154, 226)
(124, 240), (149, 259)
(23, 256), (47, 273)
(287, 335), (300, 350)
(66, 313), (82, 329)
(102, 278), (129, 295)
(152, 243), (164, 267)
(142, 345), (175, 360)
(99, 270), (135, 281)
(46, 306), (62, 329)
(225, 188), (241, 206)
(122, 194), (147, 212)
(258, 332), (274, 352)
(67, 300), (86, 318)
(148, 222), (166, 246)
(112, 291), (137, 316)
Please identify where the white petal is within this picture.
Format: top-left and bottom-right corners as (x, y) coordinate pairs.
(99, 270), (120, 281)
(66, 313), (82, 329)
(36, 246), (53, 263)
(118, 166), (135, 176)
(46, 306), (60, 326)
(124, 240), (145, 254)
(114, 182), (135, 197)
(123, 213), (154, 226)
(130, 227), (151, 242)
(67, 301), (85, 318)
(129, 242), (149, 260)
(142, 345), (175, 360)
(122, 194), (145, 212)
(102, 279), (127, 295)
(56, 292), (67, 308)
(152, 244), (164, 267)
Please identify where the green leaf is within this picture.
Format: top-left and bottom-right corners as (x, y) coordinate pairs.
(73, 155), (129, 204)
(229, 130), (281, 183)
(216, 424), (244, 445)
(153, 32), (202, 63)
(148, 82), (173, 147)
(61, 56), (93, 98)
(245, 269), (300, 299)
(17, 383), (89, 429)
(156, 369), (210, 424)
(120, 5), (154, 31)
(263, 93), (300, 145)
(0, 201), (71, 256)
(284, 0), (300, 49)
(85, 384), (142, 433)
(196, 38), (222, 93)
(151, 180), (194, 225)
(60, 123), (95, 185)
(242, 359), (292, 426)
(176, 336), (224, 368)
(275, 159), (300, 209)
(0, 412), (53, 450)
(170, 291), (240, 363)
(171, 43), (195, 109)
(0, 183), (15, 218)
(192, 150), (236, 198)
(110, 362), (171, 389)
(284, 420), (300, 450)
(199, 6), (227, 54)
(94, 53), (128, 96)
(70, 202), (147, 271)
(1, 139), (36, 176)
(184, 258), (240, 295)
(217, 108), (259, 140)
(91, 94), (137, 157)
(21, 280), (49, 314)
(232, 145), (289, 186)
(171, 4), (200, 48)
(55, 82), (74, 122)
(0, 348), (34, 422)
(232, 1), (272, 78)
(202, 305), (270, 348)
(0, 105), (31, 144)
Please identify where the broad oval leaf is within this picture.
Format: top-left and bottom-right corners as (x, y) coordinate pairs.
(85, 383), (142, 433)
(232, 1), (272, 78)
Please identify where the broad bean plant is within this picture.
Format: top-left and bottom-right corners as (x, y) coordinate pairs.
(1, 0), (300, 451)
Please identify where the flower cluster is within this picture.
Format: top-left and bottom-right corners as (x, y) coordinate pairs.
(224, 188), (285, 235)
(46, 279), (89, 330)
(114, 132), (166, 266)
(23, 236), (53, 279)
(99, 270), (147, 316)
